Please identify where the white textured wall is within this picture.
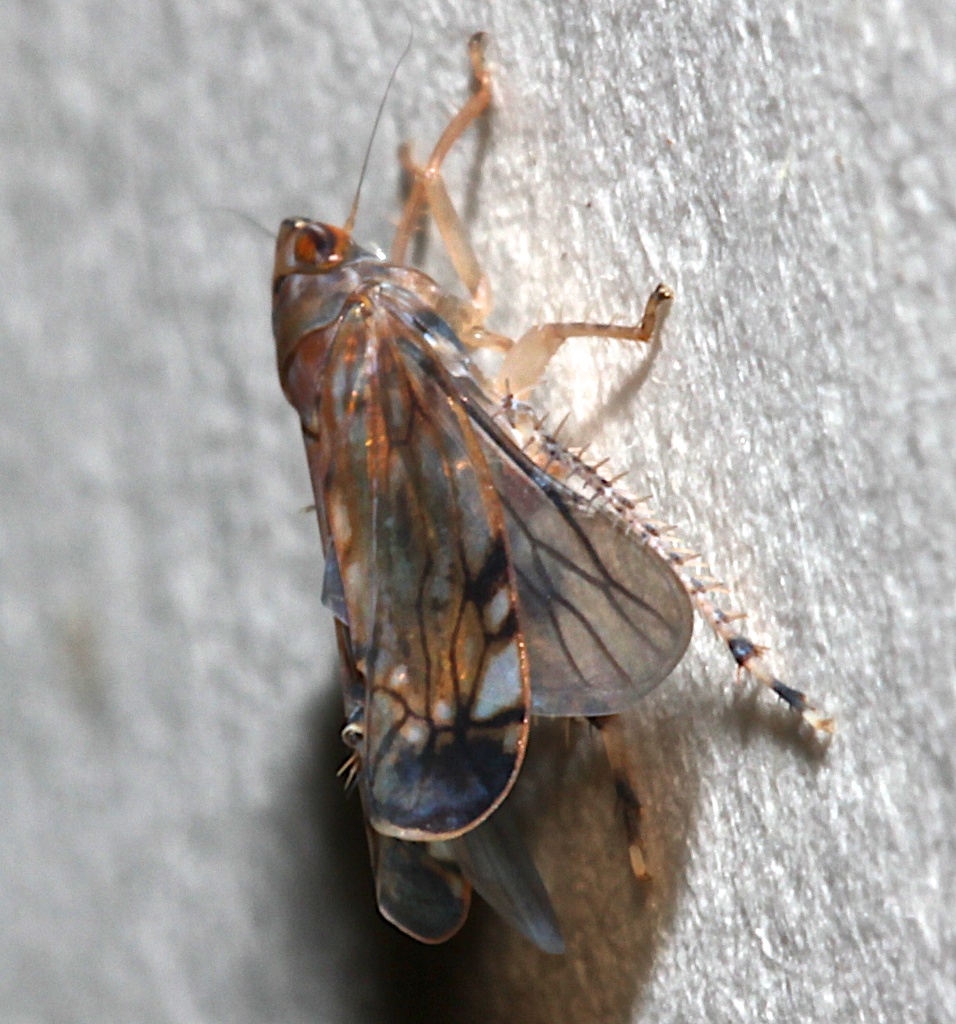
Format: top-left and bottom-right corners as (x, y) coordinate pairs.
(2, 1), (953, 1022)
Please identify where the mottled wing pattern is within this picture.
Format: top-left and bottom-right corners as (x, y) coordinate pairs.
(460, 399), (694, 717)
(328, 618), (473, 944)
(315, 302), (530, 841)
(324, 474), (559, 953)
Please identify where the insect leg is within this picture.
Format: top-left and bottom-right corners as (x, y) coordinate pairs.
(681, 579), (836, 734)
(496, 284), (673, 395)
(392, 33), (493, 323)
(589, 714), (650, 881)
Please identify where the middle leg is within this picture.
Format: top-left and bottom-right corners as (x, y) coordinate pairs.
(589, 713), (651, 881)
(496, 283), (673, 396)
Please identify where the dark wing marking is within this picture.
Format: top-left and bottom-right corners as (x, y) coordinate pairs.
(329, 617), (472, 944)
(437, 800), (564, 954)
(464, 401), (694, 717)
(316, 305), (530, 841)
(373, 833), (472, 944)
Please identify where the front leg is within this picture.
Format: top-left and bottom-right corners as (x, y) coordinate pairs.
(392, 33), (493, 328)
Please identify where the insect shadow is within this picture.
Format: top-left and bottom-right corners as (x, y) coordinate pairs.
(286, 673), (703, 1024)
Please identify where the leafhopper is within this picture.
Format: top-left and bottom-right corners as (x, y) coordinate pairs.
(272, 33), (832, 954)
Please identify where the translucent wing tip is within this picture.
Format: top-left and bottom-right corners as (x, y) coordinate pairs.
(441, 804), (565, 955)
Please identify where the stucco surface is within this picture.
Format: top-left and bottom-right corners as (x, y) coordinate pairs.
(2, 1), (954, 1022)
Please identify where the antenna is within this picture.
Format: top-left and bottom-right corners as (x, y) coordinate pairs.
(343, 29), (414, 235)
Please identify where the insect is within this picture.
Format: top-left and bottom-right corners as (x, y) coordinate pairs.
(272, 33), (833, 954)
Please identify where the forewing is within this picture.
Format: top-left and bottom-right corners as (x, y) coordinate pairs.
(466, 407), (693, 717)
(317, 307), (530, 841)
(328, 618), (472, 943)
(373, 833), (472, 943)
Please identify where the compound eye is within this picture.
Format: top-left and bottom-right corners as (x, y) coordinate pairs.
(293, 224), (337, 267)
(341, 722), (363, 749)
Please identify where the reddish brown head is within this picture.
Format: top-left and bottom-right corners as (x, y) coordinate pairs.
(272, 219), (350, 291)
(272, 219), (361, 400)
